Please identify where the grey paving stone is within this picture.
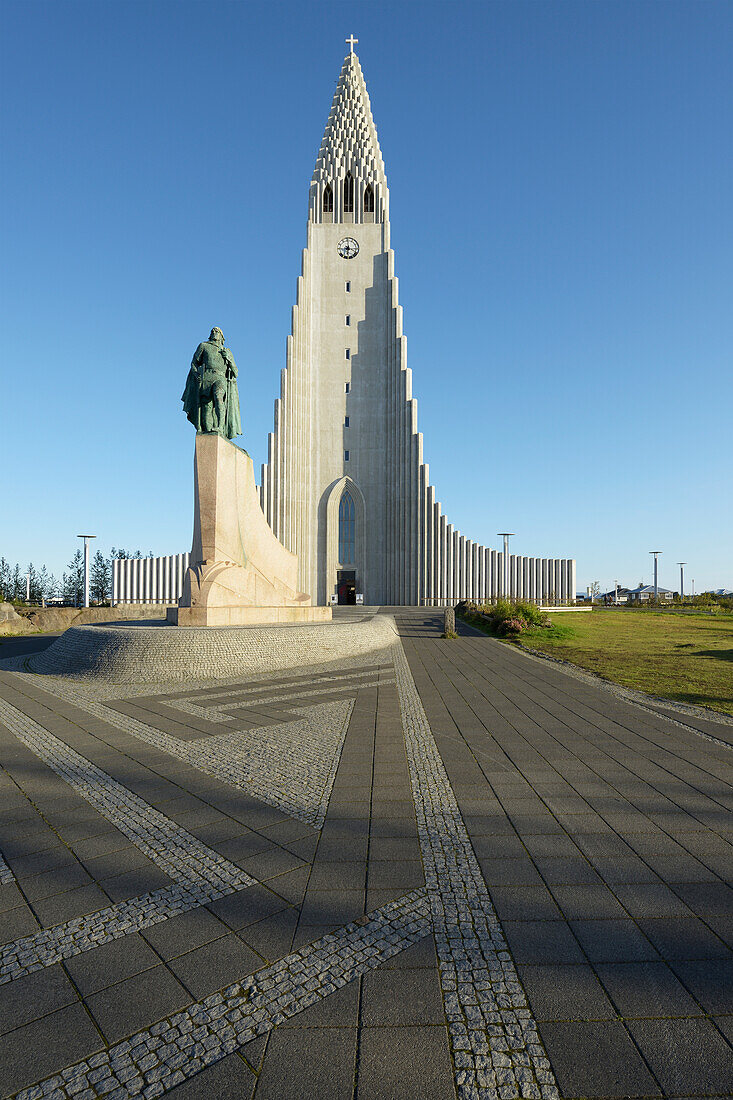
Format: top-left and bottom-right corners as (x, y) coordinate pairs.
(490, 884), (563, 920)
(308, 860), (367, 891)
(315, 835), (369, 861)
(538, 1018), (661, 1098)
(478, 856), (544, 885)
(378, 934), (437, 969)
(595, 961), (702, 1018)
(628, 1017), (733, 1095)
(255, 1027), (356, 1099)
(356, 1025), (454, 1100)
(0, 963), (79, 1035)
(0, 1001), (103, 1096)
(523, 834), (583, 858)
(100, 864), (170, 901)
(167, 933), (262, 999)
(367, 859), (424, 890)
(570, 918), (660, 963)
(64, 930), (160, 994)
(534, 856), (604, 885)
(164, 1050), (255, 1099)
(298, 888), (364, 927)
(672, 881), (733, 916)
(502, 919), (585, 963)
(238, 907), (299, 961)
(86, 963), (190, 1042)
(240, 845), (305, 882)
(361, 967), (444, 1026)
(517, 963), (616, 1020)
(141, 904), (230, 959)
(208, 883), (290, 931)
(0, 903), (39, 941)
(0, 881), (27, 914)
(637, 917), (731, 960)
(671, 959), (733, 1013)
(282, 977), (360, 1027)
(367, 836), (422, 861)
(266, 864), (310, 904)
(33, 882), (110, 926)
(612, 882), (694, 918)
(550, 883), (628, 919)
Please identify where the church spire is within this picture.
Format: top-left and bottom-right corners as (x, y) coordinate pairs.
(309, 48), (389, 224)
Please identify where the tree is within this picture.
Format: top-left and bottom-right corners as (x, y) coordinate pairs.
(90, 550), (111, 603)
(63, 550), (84, 606)
(11, 563), (24, 601)
(590, 581), (601, 603)
(0, 557), (10, 601)
(27, 563), (42, 604)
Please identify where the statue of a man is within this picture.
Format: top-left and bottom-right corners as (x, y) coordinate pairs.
(182, 327), (242, 439)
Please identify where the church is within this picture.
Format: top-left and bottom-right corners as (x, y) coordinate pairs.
(259, 43), (575, 607)
(112, 43), (575, 609)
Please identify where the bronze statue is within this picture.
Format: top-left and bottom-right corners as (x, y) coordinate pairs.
(182, 327), (242, 439)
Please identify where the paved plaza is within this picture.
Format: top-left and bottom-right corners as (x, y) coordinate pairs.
(1, 610), (732, 1099)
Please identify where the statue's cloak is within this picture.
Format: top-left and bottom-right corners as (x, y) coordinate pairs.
(182, 365), (203, 431)
(182, 340), (242, 439)
(223, 371), (242, 439)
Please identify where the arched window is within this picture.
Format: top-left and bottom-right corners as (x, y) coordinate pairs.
(363, 185), (374, 213)
(322, 184), (333, 214)
(343, 172), (354, 213)
(338, 490), (355, 563)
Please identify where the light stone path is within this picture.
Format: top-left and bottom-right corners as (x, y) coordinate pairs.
(1, 611), (732, 1099)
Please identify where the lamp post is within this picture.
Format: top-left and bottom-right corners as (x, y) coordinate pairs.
(77, 534), (97, 609)
(677, 562), (686, 602)
(649, 550), (662, 602)
(497, 533), (515, 599)
(614, 580), (620, 606)
(25, 572), (30, 603)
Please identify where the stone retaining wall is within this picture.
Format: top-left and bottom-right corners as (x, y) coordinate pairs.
(27, 616), (399, 683)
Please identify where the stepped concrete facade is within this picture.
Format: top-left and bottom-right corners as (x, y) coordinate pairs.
(260, 50), (576, 606)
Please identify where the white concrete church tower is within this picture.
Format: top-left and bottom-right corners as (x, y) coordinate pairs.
(261, 42), (575, 607)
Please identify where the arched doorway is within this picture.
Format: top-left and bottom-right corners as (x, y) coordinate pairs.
(322, 476), (366, 605)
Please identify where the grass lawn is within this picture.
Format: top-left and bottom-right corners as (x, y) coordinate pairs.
(486, 610), (733, 716)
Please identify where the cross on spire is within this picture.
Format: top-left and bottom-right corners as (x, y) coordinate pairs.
(346, 34), (358, 54)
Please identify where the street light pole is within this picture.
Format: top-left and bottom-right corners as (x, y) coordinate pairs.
(497, 533), (515, 599)
(677, 562), (686, 602)
(25, 572), (30, 603)
(614, 580), (619, 606)
(650, 551), (662, 602)
(77, 534), (97, 609)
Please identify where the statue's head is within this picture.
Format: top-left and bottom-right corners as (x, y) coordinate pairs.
(209, 327), (225, 346)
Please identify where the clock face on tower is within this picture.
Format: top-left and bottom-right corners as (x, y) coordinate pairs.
(337, 237), (359, 259)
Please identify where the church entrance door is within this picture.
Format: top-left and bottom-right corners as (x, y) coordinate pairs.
(337, 570), (356, 605)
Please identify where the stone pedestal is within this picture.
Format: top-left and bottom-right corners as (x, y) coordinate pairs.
(168, 434), (331, 627)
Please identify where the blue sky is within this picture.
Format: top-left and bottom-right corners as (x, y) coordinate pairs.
(2, 0), (731, 594)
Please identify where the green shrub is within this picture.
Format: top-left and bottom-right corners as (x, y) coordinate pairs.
(456, 599), (551, 636)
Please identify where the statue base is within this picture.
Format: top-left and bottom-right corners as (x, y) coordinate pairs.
(167, 605), (332, 626)
(175, 434), (331, 626)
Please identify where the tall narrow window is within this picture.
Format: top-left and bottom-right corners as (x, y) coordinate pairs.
(363, 185), (374, 213)
(322, 184), (333, 214)
(339, 491), (355, 563)
(343, 172), (354, 213)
